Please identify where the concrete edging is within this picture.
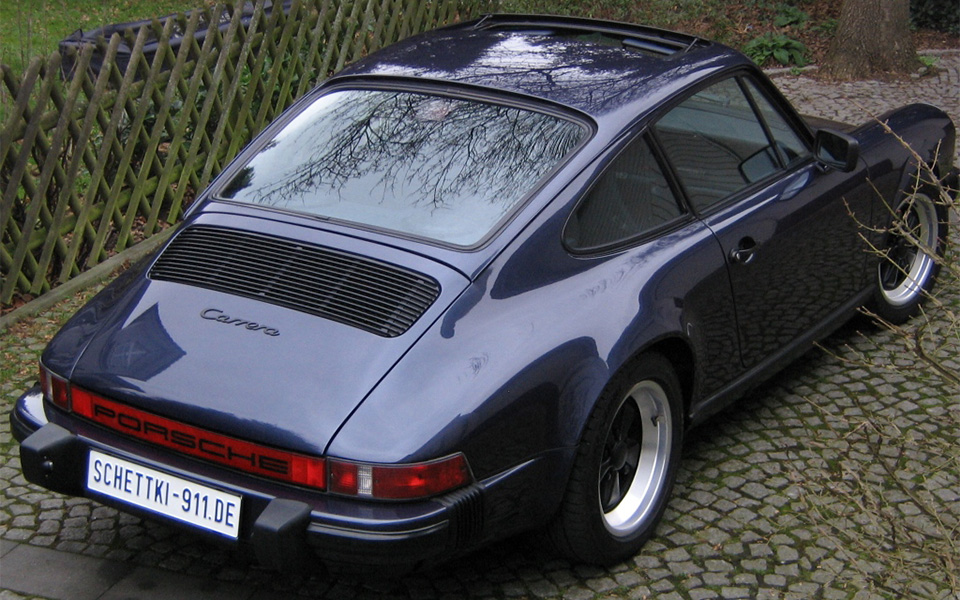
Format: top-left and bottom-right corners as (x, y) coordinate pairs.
(763, 48), (959, 77)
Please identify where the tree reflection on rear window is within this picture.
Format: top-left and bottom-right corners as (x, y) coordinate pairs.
(219, 89), (586, 246)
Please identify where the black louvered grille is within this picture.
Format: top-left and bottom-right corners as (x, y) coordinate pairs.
(149, 226), (440, 337)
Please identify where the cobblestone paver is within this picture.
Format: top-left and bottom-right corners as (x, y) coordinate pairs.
(2, 55), (959, 599)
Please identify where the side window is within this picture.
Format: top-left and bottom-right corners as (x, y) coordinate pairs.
(653, 77), (781, 213)
(743, 79), (810, 167)
(566, 135), (683, 250)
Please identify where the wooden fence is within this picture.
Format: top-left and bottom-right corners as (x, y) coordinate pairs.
(0, 0), (487, 307)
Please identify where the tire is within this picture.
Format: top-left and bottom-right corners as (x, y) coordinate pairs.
(870, 184), (948, 324)
(549, 353), (683, 565)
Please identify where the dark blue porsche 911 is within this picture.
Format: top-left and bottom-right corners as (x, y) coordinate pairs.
(11, 15), (957, 572)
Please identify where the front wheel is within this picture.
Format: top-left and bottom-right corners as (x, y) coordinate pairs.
(549, 353), (683, 565)
(870, 185), (948, 323)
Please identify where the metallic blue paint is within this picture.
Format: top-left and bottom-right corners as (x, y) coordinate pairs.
(11, 15), (956, 572)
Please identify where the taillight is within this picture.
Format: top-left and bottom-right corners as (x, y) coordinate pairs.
(40, 364), (71, 411)
(36, 362), (472, 500)
(328, 454), (472, 500)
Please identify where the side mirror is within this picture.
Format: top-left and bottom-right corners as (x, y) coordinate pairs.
(814, 129), (860, 172)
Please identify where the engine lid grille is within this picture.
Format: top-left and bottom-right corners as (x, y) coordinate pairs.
(149, 226), (440, 337)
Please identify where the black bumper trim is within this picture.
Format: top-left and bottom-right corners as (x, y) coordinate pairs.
(20, 423), (86, 496)
(11, 418), (467, 572)
(252, 498), (313, 572)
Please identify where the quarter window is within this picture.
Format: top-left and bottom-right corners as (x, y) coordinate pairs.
(566, 136), (683, 249)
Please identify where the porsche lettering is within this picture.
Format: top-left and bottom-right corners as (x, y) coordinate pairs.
(90, 401), (290, 475)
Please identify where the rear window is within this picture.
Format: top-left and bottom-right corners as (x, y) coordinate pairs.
(219, 89), (586, 246)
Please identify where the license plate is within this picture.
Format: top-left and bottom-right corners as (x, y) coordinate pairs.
(87, 450), (242, 539)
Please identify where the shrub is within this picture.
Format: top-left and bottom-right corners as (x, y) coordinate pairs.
(774, 4), (810, 28)
(743, 33), (808, 67)
(910, 0), (960, 35)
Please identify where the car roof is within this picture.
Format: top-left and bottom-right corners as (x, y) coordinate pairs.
(335, 15), (753, 122)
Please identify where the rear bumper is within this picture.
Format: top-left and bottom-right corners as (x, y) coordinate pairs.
(10, 387), (563, 573)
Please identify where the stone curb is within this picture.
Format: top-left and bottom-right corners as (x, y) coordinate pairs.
(764, 47), (960, 77)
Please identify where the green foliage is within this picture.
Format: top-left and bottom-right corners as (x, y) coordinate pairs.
(812, 17), (838, 36)
(744, 33), (808, 67)
(910, 0), (960, 35)
(0, 0), (208, 75)
(773, 4), (809, 28)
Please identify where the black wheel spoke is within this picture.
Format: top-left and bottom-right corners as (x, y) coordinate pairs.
(880, 263), (900, 289)
(615, 401), (638, 440)
(600, 471), (617, 511)
(624, 440), (641, 471)
(599, 455), (614, 481)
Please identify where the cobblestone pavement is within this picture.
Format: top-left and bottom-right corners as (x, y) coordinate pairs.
(2, 54), (959, 600)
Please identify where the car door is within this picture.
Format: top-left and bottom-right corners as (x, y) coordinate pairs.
(564, 132), (744, 396)
(652, 74), (873, 369)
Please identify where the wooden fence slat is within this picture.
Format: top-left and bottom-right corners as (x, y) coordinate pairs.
(1, 55), (61, 301)
(87, 27), (155, 267)
(297, 0), (334, 99)
(143, 9), (206, 235)
(320, 2), (348, 80)
(369, 0), (393, 51)
(265, 1), (315, 124)
(335, 0), (367, 73)
(165, 5), (229, 223)
(30, 48), (98, 292)
(0, 57), (44, 236)
(59, 35), (127, 282)
(348, 0), (378, 64)
(114, 17), (183, 251)
(197, 3), (257, 191)
(1, 0), (484, 305)
(226, 2), (288, 162)
(169, 3), (238, 220)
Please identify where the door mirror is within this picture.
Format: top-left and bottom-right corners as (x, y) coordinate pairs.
(814, 129), (860, 172)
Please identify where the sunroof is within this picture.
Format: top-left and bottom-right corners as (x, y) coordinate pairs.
(476, 17), (704, 58)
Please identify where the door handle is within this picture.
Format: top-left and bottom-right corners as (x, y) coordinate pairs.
(730, 237), (758, 264)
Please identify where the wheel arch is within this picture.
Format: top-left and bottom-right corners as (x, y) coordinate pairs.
(640, 337), (696, 420)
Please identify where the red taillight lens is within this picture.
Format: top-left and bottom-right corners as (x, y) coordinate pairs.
(40, 364), (71, 411)
(36, 362), (469, 500)
(329, 461), (363, 496)
(328, 454), (472, 500)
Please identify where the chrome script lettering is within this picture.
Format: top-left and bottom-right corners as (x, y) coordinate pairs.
(200, 309), (280, 337)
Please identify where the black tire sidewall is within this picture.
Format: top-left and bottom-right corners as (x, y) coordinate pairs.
(550, 352), (684, 565)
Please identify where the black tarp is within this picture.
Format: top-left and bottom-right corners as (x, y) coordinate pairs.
(59, 1), (291, 80)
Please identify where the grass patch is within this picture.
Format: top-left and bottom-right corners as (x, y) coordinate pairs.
(0, 0), (209, 74)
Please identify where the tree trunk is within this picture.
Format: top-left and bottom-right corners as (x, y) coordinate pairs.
(822, 0), (920, 79)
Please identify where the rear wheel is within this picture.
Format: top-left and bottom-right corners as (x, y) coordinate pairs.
(871, 185), (947, 323)
(550, 353), (683, 564)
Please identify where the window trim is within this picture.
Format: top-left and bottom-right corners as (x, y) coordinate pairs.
(737, 76), (812, 170)
(562, 130), (694, 255)
(205, 77), (596, 253)
(646, 69), (817, 218)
